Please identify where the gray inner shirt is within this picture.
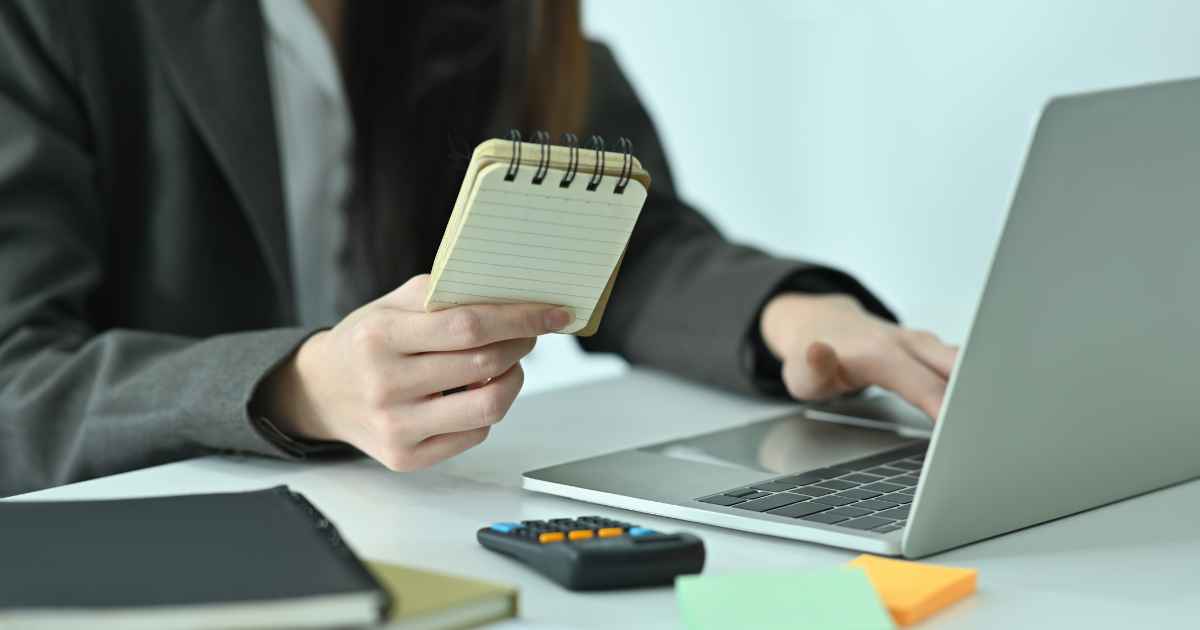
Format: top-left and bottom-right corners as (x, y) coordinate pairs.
(259, 0), (353, 328)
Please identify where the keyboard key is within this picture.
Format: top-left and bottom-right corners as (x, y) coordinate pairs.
(720, 490), (770, 501)
(766, 501), (831, 519)
(862, 482), (906, 493)
(836, 489), (882, 500)
(733, 493), (804, 512)
(628, 527), (656, 537)
(866, 466), (907, 477)
(521, 520), (547, 527)
(568, 530), (594, 540)
(842, 516), (895, 531)
(823, 506), (873, 518)
(852, 499), (902, 512)
(875, 523), (904, 533)
(885, 493), (913, 505)
(489, 522), (522, 533)
(751, 481), (798, 492)
(892, 475), (921, 486)
(803, 512), (851, 525)
(724, 488), (760, 498)
(810, 495), (856, 507)
(774, 472), (828, 486)
(538, 532), (565, 543)
(698, 494), (746, 506)
(598, 527), (624, 538)
(839, 473), (883, 484)
(877, 505), (911, 519)
(787, 486), (834, 497)
(815, 479), (857, 491)
(889, 460), (923, 471)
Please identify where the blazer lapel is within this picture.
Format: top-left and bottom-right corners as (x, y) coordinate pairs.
(140, 0), (295, 321)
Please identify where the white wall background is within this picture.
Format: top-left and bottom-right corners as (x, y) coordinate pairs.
(522, 0), (1200, 393)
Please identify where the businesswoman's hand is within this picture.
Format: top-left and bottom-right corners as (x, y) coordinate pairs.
(760, 293), (958, 419)
(258, 274), (572, 470)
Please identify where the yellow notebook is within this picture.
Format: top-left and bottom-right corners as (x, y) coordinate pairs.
(426, 133), (652, 336)
(366, 561), (518, 629)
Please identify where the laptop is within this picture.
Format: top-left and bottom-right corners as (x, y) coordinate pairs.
(523, 76), (1200, 558)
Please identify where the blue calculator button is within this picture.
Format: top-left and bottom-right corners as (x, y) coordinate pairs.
(490, 522), (522, 533)
(628, 527), (657, 537)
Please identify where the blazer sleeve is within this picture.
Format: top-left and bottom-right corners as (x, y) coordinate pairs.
(0, 2), (315, 496)
(578, 43), (895, 394)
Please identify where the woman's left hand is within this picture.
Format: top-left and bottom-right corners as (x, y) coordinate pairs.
(759, 293), (958, 419)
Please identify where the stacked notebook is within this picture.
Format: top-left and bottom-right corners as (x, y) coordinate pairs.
(427, 133), (652, 336)
(0, 486), (516, 629)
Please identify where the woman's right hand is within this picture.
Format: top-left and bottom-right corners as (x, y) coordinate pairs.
(258, 274), (572, 470)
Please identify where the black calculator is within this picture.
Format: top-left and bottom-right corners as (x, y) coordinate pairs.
(477, 515), (705, 591)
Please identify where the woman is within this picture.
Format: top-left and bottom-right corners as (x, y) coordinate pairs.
(0, 0), (956, 496)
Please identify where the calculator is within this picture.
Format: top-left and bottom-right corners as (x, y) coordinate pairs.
(477, 515), (705, 590)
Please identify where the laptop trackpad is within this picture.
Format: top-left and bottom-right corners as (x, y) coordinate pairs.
(638, 411), (921, 479)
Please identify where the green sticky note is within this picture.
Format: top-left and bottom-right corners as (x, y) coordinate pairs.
(676, 566), (895, 630)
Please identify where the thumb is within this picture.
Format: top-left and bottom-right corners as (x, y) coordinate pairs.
(783, 341), (851, 401)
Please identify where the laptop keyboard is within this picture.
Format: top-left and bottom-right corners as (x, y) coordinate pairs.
(694, 444), (927, 534)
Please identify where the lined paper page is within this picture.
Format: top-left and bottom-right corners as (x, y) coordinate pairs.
(429, 163), (648, 334)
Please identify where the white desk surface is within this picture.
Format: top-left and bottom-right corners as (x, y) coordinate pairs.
(16, 369), (1199, 628)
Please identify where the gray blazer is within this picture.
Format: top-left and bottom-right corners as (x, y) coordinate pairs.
(0, 0), (890, 496)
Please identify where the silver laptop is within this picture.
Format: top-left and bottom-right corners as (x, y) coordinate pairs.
(524, 76), (1200, 558)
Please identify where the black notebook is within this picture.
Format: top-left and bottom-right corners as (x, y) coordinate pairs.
(0, 486), (389, 628)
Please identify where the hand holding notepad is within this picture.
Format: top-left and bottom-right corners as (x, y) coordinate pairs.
(426, 132), (651, 336)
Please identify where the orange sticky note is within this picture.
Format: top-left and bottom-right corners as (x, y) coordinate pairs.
(849, 554), (977, 626)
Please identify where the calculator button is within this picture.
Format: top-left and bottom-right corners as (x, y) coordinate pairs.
(598, 527), (624, 538)
(632, 534), (682, 544)
(489, 522), (522, 533)
(538, 532), (565, 543)
(568, 530), (594, 541)
(628, 527), (656, 537)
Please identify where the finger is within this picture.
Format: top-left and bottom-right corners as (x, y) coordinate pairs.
(406, 337), (536, 395)
(849, 350), (947, 419)
(782, 341), (855, 401)
(373, 274), (432, 311)
(405, 303), (572, 352)
(413, 362), (524, 437)
(900, 329), (958, 379)
(409, 426), (492, 468)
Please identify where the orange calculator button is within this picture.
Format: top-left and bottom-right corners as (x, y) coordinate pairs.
(598, 527), (624, 538)
(568, 530), (594, 541)
(538, 532), (565, 544)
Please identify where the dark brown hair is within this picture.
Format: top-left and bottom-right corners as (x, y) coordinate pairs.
(341, 0), (589, 304)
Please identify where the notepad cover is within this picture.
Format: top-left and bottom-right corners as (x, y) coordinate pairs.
(426, 139), (650, 336)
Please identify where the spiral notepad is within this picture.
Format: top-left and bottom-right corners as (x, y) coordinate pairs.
(426, 132), (652, 336)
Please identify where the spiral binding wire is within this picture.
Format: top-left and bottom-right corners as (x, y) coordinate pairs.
(615, 137), (633, 194)
(585, 135), (605, 191)
(559, 133), (579, 188)
(503, 129), (633, 193)
(504, 129), (522, 181)
(532, 130), (551, 185)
